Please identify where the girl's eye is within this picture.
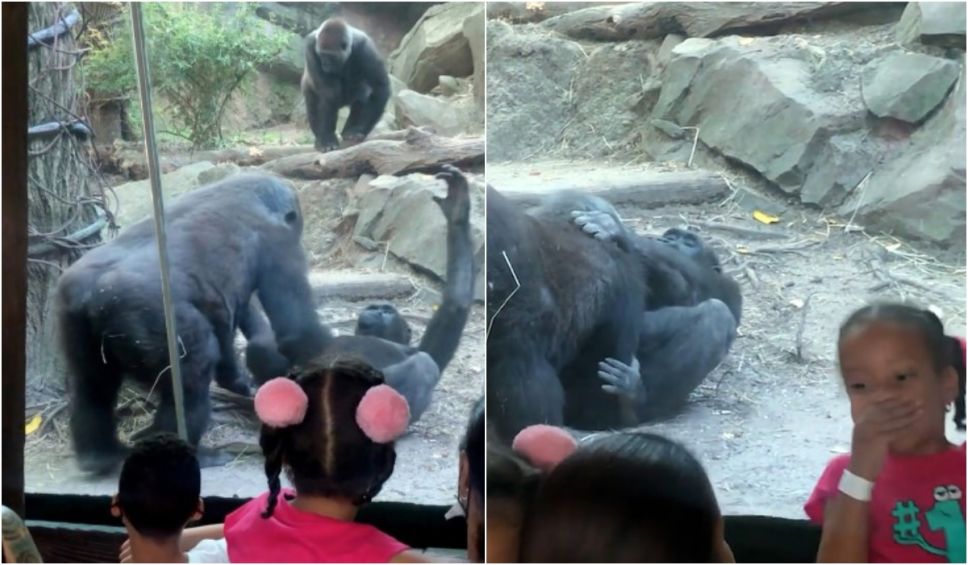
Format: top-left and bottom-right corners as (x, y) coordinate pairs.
(849, 382), (866, 391)
(896, 373), (912, 382)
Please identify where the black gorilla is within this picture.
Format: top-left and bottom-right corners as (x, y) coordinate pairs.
(246, 165), (476, 423)
(567, 195), (742, 417)
(57, 174), (331, 474)
(301, 18), (390, 152)
(486, 186), (646, 442)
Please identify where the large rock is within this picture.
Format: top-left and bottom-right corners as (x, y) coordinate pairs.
(395, 89), (478, 137)
(486, 21), (586, 161)
(255, 20), (306, 84)
(861, 52), (960, 123)
(896, 2), (967, 48)
(389, 3), (481, 93)
(649, 36), (888, 207)
(842, 62), (966, 246)
(352, 173), (485, 301)
(111, 162), (216, 230)
(463, 6), (485, 114)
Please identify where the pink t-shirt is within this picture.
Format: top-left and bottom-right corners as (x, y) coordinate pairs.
(805, 443), (966, 563)
(224, 489), (409, 563)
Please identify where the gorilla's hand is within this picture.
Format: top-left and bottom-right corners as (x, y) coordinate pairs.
(434, 164), (471, 225)
(571, 210), (632, 252)
(598, 356), (644, 400)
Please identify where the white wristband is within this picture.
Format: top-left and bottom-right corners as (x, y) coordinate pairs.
(838, 469), (874, 502)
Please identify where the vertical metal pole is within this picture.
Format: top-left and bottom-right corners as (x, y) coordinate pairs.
(128, 3), (188, 441)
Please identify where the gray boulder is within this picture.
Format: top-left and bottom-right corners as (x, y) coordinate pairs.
(842, 62), (966, 246)
(649, 36), (883, 207)
(111, 162), (216, 230)
(896, 2), (967, 48)
(352, 173), (485, 300)
(395, 89), (478, 136)
(861, 52), (960, 123)
(389, 3), (480, 93)
(463, 6), (485, 113)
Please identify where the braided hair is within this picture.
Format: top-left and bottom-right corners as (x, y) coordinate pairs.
(258, 359), (397, 518)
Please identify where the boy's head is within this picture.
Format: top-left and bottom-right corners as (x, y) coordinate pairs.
(111, 433), (202, 539)
(838, 302), (959, 451)
(520, 431), (727, 563)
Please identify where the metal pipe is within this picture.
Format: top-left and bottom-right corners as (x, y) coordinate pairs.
(128, 4), (187, 441)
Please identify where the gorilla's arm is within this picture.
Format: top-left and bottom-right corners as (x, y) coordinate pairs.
(343, 35), (390, 140)
(257, 245), (332, 367)
(599, 299), (737, 417)
(417, 165), (475, 371)
(238, 299), (291, 384)
(381, 351), (440, 423)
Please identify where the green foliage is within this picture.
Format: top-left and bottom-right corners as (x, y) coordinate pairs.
(84, 3), (288, 148)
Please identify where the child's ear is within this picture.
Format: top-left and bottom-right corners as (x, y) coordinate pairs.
(110, 494), (122, 519)
(191, 498), (205, 522)
(941, 366), (959, 405)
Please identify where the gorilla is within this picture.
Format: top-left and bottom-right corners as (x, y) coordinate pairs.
(566, 194), (742, 417)
(301, 18), (390, 152)
(57, 174), (331, 474)
(245, 165), (476, 423)
(486, 186), (646, 442)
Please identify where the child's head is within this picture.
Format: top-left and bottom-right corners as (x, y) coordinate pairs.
(112, 433), (202, 540)
(255, 359), (410, 517)
(838, 302), (959, 452)
(459, 398), (485, 562)
(519, 431), (727, 563)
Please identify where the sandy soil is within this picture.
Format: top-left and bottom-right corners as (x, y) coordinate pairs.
(25, 168), (485, 507)
(489, 160), (966, 519)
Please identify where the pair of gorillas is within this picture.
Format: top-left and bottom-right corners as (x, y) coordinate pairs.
(487, 186), (968, 441)
(57, 166), (475, 474)
(486, 187), (743, 441)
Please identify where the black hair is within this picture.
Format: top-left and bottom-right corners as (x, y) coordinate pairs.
(838, 302), (951, 371)
(519, 431), (720, 563)
(259, 358), (396, 518)
(462, 398), (485, 499)
(461, 398), (485, 561)
(116, 433), (200, 539)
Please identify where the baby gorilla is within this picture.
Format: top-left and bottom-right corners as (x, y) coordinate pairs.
(301, 18), (390, 152)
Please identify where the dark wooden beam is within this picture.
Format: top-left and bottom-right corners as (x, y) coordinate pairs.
(2, 1), (29, 519)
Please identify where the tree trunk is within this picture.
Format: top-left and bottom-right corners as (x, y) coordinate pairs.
(27, 3), (103, 395)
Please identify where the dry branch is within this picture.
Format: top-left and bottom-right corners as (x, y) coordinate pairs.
(262, 127), (484, 180)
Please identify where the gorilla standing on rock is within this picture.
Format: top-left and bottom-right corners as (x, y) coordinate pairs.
(301, 18), (390, 152)
(567, 195), (742, 418)
(57, 174), (330, 474)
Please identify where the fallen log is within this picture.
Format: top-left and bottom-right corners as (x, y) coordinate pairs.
(542, 2), (889, 41)
(308, 270), (416, 303)
(263, 127), (484, 180)
(497, 169), (730, 208)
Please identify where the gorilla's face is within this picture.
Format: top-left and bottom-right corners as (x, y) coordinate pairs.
(659, 228), (722, 272)
(356, 303), (412, 345)
(316, 24), (352, 74)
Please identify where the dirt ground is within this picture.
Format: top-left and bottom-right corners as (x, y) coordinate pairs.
(25, 165), (485, 507)
(489, 160), (966, 519)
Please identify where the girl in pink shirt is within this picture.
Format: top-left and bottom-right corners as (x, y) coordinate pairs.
(183, 359), (432, 563)
(805, 303), (966, 563)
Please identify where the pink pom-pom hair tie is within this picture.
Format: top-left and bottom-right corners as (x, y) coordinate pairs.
(254, 377), (309, 428)
(356, 385), (410, 444)
(512, 424), (578, 473)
